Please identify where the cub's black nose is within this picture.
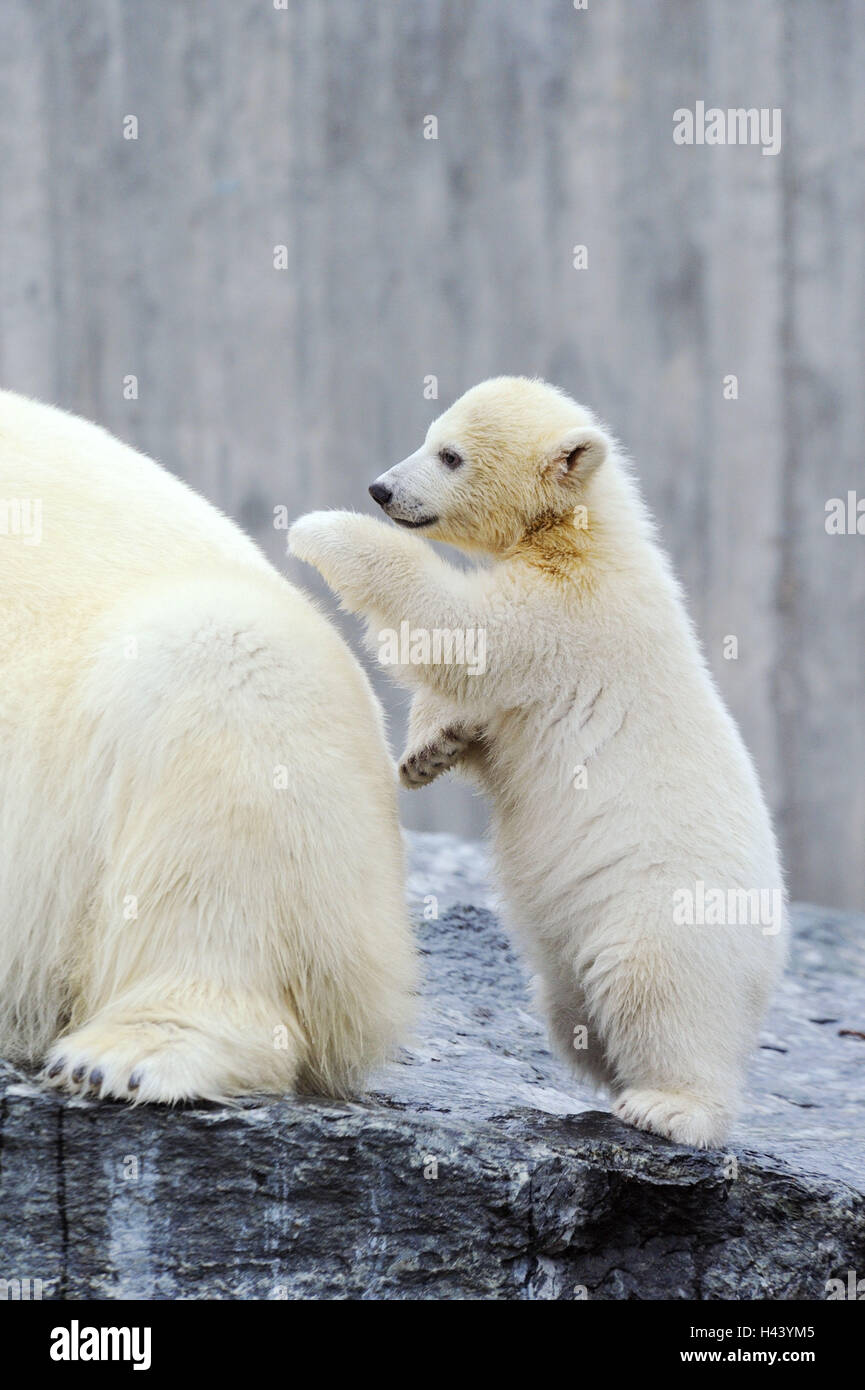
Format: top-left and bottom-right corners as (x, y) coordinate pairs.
(369, 481), (392, 507)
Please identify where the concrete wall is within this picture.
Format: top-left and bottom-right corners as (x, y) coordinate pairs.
(0, 0), (862, 907)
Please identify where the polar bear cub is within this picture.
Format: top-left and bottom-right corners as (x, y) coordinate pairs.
(0, 389), (415, 1103)
(289, 376), (786, 1148)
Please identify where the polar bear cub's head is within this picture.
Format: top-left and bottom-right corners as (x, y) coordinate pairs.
(369, 376), (611, 554)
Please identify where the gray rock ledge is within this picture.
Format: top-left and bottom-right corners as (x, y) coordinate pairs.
(1, 832), (862, 1300)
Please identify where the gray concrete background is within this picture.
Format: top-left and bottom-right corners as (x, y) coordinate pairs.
(0, 1), (862, 908)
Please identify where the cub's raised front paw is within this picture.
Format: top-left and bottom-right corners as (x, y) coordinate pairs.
(287, 510), (354, 569)
(288, 509), (395, 611)
(399, 725), (476, 788)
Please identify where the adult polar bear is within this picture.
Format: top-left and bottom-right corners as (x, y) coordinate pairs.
(0, 390), (415, 1103)
(290, 377), (787, 1148)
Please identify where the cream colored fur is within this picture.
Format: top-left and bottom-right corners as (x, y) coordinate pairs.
(0, 390), (415, 1103)
(289, 376), (786, 1148)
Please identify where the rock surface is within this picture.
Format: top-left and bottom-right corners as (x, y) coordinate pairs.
(1, 832), (863, 1300)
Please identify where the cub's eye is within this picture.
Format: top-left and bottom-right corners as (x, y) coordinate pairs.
(439, 448), (463, 470)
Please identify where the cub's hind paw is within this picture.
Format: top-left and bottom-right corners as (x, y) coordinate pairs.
(399, 726), (474, 789)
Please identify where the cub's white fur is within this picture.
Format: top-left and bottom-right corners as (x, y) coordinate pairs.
(0, 390), (415, 1103)
(290, 376), (786, 1148)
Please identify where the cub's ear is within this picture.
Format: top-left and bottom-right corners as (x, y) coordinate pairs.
(544, 426), (609, 485)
